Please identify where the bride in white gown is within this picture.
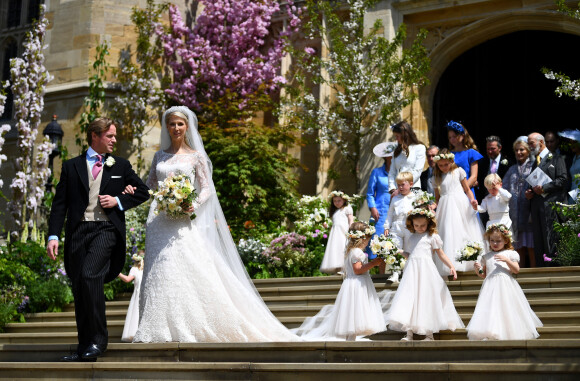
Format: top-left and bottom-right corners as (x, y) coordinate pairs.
(133, 106), (297, 342)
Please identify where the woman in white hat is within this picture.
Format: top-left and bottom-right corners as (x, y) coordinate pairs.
(366, 141), (397, 258)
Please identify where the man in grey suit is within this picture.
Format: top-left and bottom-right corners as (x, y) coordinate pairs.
(525, 132), (568, 266)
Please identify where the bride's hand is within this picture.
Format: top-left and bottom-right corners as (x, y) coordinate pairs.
(182, 204), (195, 213)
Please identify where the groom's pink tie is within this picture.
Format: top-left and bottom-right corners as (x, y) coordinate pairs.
(92, 154), (103, 179)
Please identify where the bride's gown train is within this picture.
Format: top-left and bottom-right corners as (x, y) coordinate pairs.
(133, 151), (297, 342)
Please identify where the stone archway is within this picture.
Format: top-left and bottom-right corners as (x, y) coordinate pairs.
(417, 10), (580, 145)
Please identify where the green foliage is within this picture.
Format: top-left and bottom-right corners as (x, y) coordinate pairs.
(77, 40), (110, 153)
(0, 241), (72, 330)
(552, 198), (580, 266)
(199, 89), (301, 240)
(282, 0), (430, 188)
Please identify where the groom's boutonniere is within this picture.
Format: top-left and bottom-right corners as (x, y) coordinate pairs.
(501, 159), (508, 166)
(105, 156), (115, 167)
(547, 153), (553, 160)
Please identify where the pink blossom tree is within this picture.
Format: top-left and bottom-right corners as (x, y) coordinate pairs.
(156, 0), (300, 110)
(8, 5), (54, 232)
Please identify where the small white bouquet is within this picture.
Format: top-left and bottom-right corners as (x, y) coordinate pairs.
(370, 234), (405, 272)
(456, 241), (484, 273)
(412, 190), (435, 209)
(150, 174), (197, 220)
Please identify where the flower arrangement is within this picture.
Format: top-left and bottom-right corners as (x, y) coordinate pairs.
(433, 153), (455, 162)
(150, 174), (197, 220)
(486, 223), (513, 242)
(369, 234), (405, 271)
(412, 191), (435, 209)
(105, 156), (115, 167)
(407, 208), (435, 219)
(456, 241), (484, 273)
(294, 195), (330, 233)
(346, 225), (376, 239)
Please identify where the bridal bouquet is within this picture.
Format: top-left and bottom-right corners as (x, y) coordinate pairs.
(151, 174), (197, 220)
(456, 241), (484, 273)
(370, 234), (406, 271)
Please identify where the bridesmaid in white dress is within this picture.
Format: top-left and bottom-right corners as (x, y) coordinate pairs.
(133, 106), (297, 343)
(385, 209), (464, 341)
(320, 191), (354, 274)
(430, 149), (485, 274)
(467, 224), (542, 340)
(294, 222), (385, 341)
(118, 253), (144, 342)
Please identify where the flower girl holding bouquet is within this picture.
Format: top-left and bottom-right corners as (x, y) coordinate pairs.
(467, 224), (542, 340)
(294, 222), (385, 340)
(431, 149), (485, 274)
(320, 191), (354, 274)
(385, 209), (464, 341)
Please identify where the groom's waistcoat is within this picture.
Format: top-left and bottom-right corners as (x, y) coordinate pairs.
(83, 161), (110, 222)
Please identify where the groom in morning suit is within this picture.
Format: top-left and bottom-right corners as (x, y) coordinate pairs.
(47, 118), (149, 361)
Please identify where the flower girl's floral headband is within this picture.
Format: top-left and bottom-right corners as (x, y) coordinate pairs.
(346, 225), (376, 239)
(132, 254), (144, 262)
(486, 223), (513, 241)
(433, 153), (455, 162)
(328, 190), (351, 201)
(407, 208), (435, 220)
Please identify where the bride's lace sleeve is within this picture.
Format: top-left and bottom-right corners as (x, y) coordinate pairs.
(192, 152), (212, 209)
(146, 151), (159, 190)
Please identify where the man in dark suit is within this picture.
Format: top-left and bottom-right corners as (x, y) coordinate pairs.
(525, 132), (568, 267)
(47, 118), (149, 361)
(420, 145), (439, 194)
(476, 135), (512, 202)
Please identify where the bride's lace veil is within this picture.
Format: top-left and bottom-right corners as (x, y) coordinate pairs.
(159, 106), (272, 304)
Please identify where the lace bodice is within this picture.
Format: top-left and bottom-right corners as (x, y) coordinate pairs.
(146, 150), (212, 210)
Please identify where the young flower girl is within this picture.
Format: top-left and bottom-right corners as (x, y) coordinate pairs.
(320, 191), (354, 274)
(118, 252), (144, 342)
(478, 174), (512, 230)
(467, 224), (542, 340)
(384, 171), (416, 283)
(294, 222), (385, 341)
(385, 209), (464, 341)
(431, 149), (485, 274)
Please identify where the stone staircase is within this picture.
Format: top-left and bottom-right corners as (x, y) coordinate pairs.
(1, 267), (580, 380)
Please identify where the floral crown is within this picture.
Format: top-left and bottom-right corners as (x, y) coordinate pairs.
(446, 120), (465, 134)
(328, 190), (350, 201)
(346, 225), (376, 239)
(407, 208), (435, 220)
(486, 223), (513, 241)
(433, 153), (455, 162)
(412, 190), (435, 208)
(132, 254), (144, 262)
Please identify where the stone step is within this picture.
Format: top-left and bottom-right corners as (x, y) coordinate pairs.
(2, 323), (579, 345)
(0, 361), (578, 380)
(26, 297), (580, 324)
(7, 310), (577, 335)
(1, 340), (580, 363)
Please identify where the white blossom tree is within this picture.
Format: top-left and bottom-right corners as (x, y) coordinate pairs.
(543, 0), (580, 100)
(8, 5), (54, 233)
(281, 0), (430, 189)
(0, 81), (11, 190)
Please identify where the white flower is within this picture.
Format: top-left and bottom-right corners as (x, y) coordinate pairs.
(105, 156), (115, 167)
(547, 153), (553, 160)
(501, 159), (508, 166)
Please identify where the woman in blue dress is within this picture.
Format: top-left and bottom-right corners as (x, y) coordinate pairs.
(446, 121), (483, 196)
(366, 142), (396, 258)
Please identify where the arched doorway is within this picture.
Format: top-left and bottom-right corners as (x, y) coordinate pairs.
(432, 30), (580, 150)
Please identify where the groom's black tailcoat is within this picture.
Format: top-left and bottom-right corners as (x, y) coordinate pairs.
(48, 153), (149, 349)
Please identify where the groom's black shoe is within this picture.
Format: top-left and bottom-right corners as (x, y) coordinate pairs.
(61, 352), (96, 362)
(81, 344), (106, 360)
